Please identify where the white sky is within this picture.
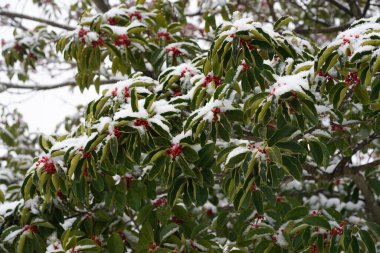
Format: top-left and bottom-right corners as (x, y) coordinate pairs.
(0, 0), (104, 134)
(0, 0), (199, 134)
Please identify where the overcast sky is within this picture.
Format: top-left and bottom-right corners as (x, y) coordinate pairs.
(0, 0), (111, 134)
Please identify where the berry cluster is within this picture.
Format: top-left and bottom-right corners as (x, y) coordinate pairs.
(331, 122), (344, 133)
(153, 197), (167, 208)
(165, 144), (183, 159)
(118, 230), (129, 245)
(247, 144), (270, 158)
(250, 182), (256, 192)
(157, 32), (171, 41)
(271, 228), (285, 243)
(148, 243), (159, 252)
(57, 190), (65, 200)
(172, 88), (182, 97)
(129, 12), (142, 20)
(240, 61), (251, 72)
(91, 37), (104, 47)
(91, 235), (102, 246)
(114, 34), (131, 47)
(239, 38), (256, 50)
(341, 34), (360, 45)
(107, 17), (117, 25)
(78, 28), (88, 43)
(180, 67), (194, 78)
(318, 69), (333, 81)
(202, 74), (222, 88)
(228, 34), (256, 50)
(36, 156), (56, 174)
(122, 175), (133, 188)
(309, 245), (319, 253)
(171, 216), (183, 225)
(79, 147), (91, 159)
(166, 46), (182, 59)
(255, 213), (265, 222)
(344, 72), (360, 87)
(23, 225), (38, 233)
(134, 119), (150, 130)
(13, 43), (23, 52)
(211, 107), (221, 121)
(108, 127), (121, 139)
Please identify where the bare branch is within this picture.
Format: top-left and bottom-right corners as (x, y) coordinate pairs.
(363, 0), (371, 17)
(347, 0), (363, 19)
(294, 23), (350, 34)
(0, 79), (120, 91)
(352, 173), (380, 224)
(91, 0), (110, 13)
(325, 0), (353, 16)
(0, 10), (75, 30)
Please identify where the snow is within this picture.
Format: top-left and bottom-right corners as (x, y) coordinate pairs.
(24, 196), (40, 214)
(103, 20), (146, 35)
(172, 130), (192, 144)
(60, 217), (76, 230)
(267, 73), (309, 99)
(225, 146), (249, 164)
(50, 132), (98, 152)
(103, 7), (127, 18)
(148, 115), (170, 133)
(94, 116), (113, 132)
(151, 100), (179, 115)
(305, 193), (365, 211)
(3, 228), (23, 243)
(0, 201), (23, 215)
(161, 227), (179, 240)
(114, 99), (149, 120)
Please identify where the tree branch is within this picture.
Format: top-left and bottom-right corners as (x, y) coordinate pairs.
(352, 173), (380, 224)
(363, 0), (371, 17)
(0, 10), (75, 30)
(91, 0), (110, 13)
(347, 0), (363, 19)
(325, 0), (353, 16)
(0, 79), (120, 91)
(294, 23), (350, 34)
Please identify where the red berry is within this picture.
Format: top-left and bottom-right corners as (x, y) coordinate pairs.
(166, 144), (183, 159)
(171, 216), (182, 225)
(134, 119), (150, 130)
(202, 74), (222, 88)
(153, 197), (167, 208)
(107, 17), (117, 25)
(166, 46), (182, 58)
(157, 32), (171, 41)
(114, 34), (131, 47)
(129, 12), (142, 20)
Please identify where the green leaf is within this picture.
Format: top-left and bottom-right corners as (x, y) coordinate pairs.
(359, 229), (376, 253)
(252, 190), (264, 214)
(110, 136), (118, 162)
(309, 140), (323, 166)
(0, 189), (4, 203)
(182, 146), (199, 163)
(107, 232), (124, 253)
(285, 206), (309, 220)
(274, 16), (293, 31)
(268, 125), (297, 146)
(367, 222), (380, 237)
(303, 216), (331, 230)
(159, 223), (179, 242)
(131, 88), (138, 112)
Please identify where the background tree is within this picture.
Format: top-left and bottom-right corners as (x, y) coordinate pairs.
(0, 0), (380, 252)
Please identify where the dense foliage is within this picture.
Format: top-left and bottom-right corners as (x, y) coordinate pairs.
(1, 1), (380, 253)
